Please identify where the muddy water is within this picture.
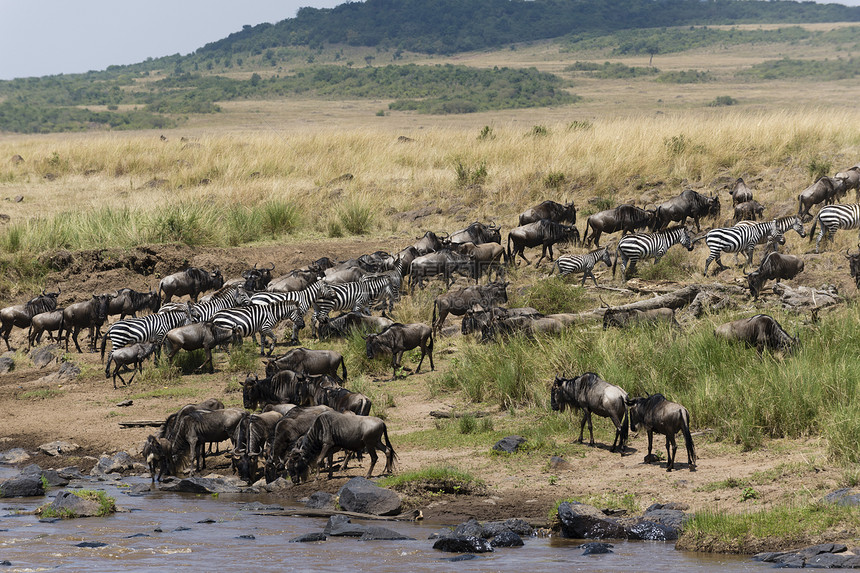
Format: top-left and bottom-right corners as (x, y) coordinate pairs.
(0, 475), (768, 573)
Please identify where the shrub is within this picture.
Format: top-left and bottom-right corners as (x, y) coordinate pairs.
(453, 158), (488, 187)
(708, 95), (738, 107)
(338, 199), (375, 235)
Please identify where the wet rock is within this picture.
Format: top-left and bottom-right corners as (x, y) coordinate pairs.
(305, 491), (336, 510)
(557, 501), (628, 539)
(0, 356), (14, 374)
(125, 533), (150, 538)
(261, 477), (290, 493)
(492, 436), (526, 453)
(30, 345), (61, 368)
(323, 514), (350, 534)
(238, 501), (283, 512)
(126, 484), (154, 496)
(432, 535), (494, 553)
(337, 477), (402, 516)
(823, 488), (860, 507)
(453, 518), (484, 538)
(173, 526), (191, 532)
(0, 474), (45, 498)
(0, 448), (30, 464)
(39, 440), (80, 457)
(91, 452), (135, 476)
(428, 528), (454, 540)
(490, 531), (524, 547)
(754, 542), (858, 568)
(485, 518), (533, 537)
(42, 490), (103, 517)
(22, 466), (67, 488)
(237, 534), (255, 540)
(327, 520), (368, 538)
(159, 477), (244, 494)
(580, 542), (614, 555)
(359, 526), (415, 541)
(439, 554), (480, 562)
(290, 532), (327, 543)
(0, 560), (10, 565)
(57, 467), (84, 480)
(197, 519), (215, 523)
(626, 519), (678, 541)
(75, 541), (107, 548)
(645, 502), (689, 512)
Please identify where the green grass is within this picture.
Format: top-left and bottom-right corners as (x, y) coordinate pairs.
(337, 198), (376, 235)
(376, 466), (485, 494)
(38, 489), (116, 518)
(18, 388), (62, 400)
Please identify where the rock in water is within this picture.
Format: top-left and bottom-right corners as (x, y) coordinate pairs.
(337, 477), (402, 516)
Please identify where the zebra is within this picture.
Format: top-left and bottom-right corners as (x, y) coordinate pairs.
(311, 275), (397, 334)
(101, 303), (194, 363)
(212, 299), (305, 355)
(809, 203), (860, 253)
(549, 247), (613, 286)
(735, 215), (806, 263)
(699, 220), (789, 275)
(189, 284), (251, 322)
(612, 226), (693, 282)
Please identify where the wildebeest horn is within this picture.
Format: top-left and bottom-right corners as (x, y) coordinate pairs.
(267, 262), (275, 270)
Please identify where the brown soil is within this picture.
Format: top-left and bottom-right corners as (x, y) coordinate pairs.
(0, 239), (853, 553)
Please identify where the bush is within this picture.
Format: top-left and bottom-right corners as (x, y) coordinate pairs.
(708, 95), (738, 107)
(338, 199), (376, 235)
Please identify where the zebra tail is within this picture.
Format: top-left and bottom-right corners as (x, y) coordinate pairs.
(104, 353), (112, 378)
(549, 259), (558, 276)
(808, 212), (819, 242)
(611, 245), (619, 277)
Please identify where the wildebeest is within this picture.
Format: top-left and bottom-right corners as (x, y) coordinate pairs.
(727, 177), (754, 207)
(61, 293), (113, 353)
(266, 268), (322, 293)
(453, 241), (507, 282)
(845, 247), (860, 289)
(264, 347), (347, 381)
(171, 408), (246, 474)
(241, 263), (275, 292)
(481, 313), (564, 342)
(158, 399), (225, 445)
(835, 166), (860, 203)
(107, 288), (160, 320)
(302, 385), (372, 416)
(626, 393), (696, 472)
(551, 373), (629, 454)
(241, 370), (307, 411)
(461, 306), (541, 336)
(264, 405), (333, 483)
(287, 410), (397, 482)
(550, 247), (613, 286)
(745, 252), (805, 300)
(1, 289), (61, 351)
(602, 306), (679, 330)
(163, 321), (235, 373)
(104, 341), (158, 388)
(446, 221), (502, 246)
(142, 435), (174, 482)
(797, 176), (846, 221)
(582, 204), (655, 248)
(317, 311), (395, 339)
(714, 314), (797, 354)
(322, 266), (366, 285)
(27, 308), (64, 349)
(519, 200), (577, 226)
(409, 249), (476, 290)
(357, 251), (396, 273)
(653, 189), (720, 232)
(432, 281), (508, 333)
(365, 322), (434, 379)
(159, 267), (224, 303)
(507, 220), (580, 266)
(232, 410), (283, 483)
(410, 231), (446, 255)
(733, 200), (765, 223)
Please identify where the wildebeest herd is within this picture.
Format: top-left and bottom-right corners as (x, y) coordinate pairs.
(3, 164), (860, 480)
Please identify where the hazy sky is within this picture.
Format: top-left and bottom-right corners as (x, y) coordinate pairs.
(2, 0), (859, 81)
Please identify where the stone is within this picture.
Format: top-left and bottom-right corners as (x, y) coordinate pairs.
(432, 535), (494, 553)
(490, 531), (524, 547)
(305, 491), (336, 510)
(439, 554), (480, 562)
(453, 518), (484, 538)
(39, 440), (80, 456)
(557, 501), (629, 539)
(823, 488), (860, 507)
(75, 542), (107, 548)
(806, 553), (852, 568)
(795, 542), (847, 558)
(337, 477), (402, 516)
(0, 474), (45, 498)
(42, 490), (103, 517)
(91, 452), (135, 475)
(323, 514), (351, 535)
(0, 356), (14, 374)
(580, 542), (614, 555)
(30, 345), (60, 368)
(548, 455), (572, 470)
(327, 520), (368, 537)
(359, 526), (415, 541)
(0, 448), (30, 464)
(641, 507), (687, 533)
(626, 519), (678, 541)
(492, 436), (526, 453)
(159, 477), (244, 494)
(39, 470), (69, 488)
(290, 532), (327, 543)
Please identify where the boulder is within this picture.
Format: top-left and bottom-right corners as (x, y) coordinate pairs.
(557, 501), (628, 539)
(0, 474), (45, 498)
(581, 542), (614, 555)
(485, 518), (533, 537)
(305, 491), (336, 510)
(0, 448), (30, 464)
(325, 517), (367, 538)
(453, 518), (484, 538)
(39, 440), (80, 456)
(490, 531), (524, 547)
(359, 526), (415, 541)
(323, 514), (351, 535)
(626, 519), (678, 541)
(91, 452), (135, 475)
(823, 488), (860, 507)
(159, 477), (244, 494)
(30, 345), (60, 368)
(290, 532), (327, 543)
(41, 490), (104, 518)
(492, 436), (526, 453)
(0, 356), (14, 374)
(337, 477), (402, 516)
(432, 535), (494, 553)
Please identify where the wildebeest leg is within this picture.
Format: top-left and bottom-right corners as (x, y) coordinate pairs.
(666, 433), (677, 472)
(517, 248), (531, 266)
(645, 430), (654, 463)
(365, 447), (379, 479)
(577, 411), (588, 444)
(536, 245), (549, 266)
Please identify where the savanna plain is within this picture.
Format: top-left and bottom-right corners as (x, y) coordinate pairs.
(1, 32), (860, 554)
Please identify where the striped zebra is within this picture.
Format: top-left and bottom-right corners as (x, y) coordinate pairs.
(212, 299), (305, 355)
(251, 281), (323, 314)
(612, 226), (693, 282)
(101, 303), (194, 363)
(189, 284), (251, 322)
(550, 247), (613, 286)
(810, 203), (860, 253)
(311, 274), (398, 327)
(735, 215), (806, 264)
(700, 220), (793, 275)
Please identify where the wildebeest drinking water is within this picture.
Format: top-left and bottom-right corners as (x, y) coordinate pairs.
(550, 373), (629, 455)
(625, 393), (696, 472)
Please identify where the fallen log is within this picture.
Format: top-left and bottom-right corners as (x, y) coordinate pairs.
(118, 420), (164, 428)
(429, 410), (492, 419)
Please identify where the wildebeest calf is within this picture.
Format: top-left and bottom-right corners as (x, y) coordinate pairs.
(626, 393), (696, 472)
(104, 341), (159, 388)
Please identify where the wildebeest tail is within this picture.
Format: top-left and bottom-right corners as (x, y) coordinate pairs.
(611, 245), (619, 277)
(431, 300), (438, 331)
(382, 422), (397, 471)
(340, 357), (348, 382)
(808, 211), (820, 242)
(100, 330), (109, 362)
(506, 233), (513, 263)
(680, 409), (696, 467)
(104, 352), (113, 378)
(619, 407), (629, 455)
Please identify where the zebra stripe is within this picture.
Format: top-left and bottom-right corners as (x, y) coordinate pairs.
(811, 203), (860, 252)
(212, 299), (305, 355)
(613, 226), (693, 281)
(251, 281), (323, 315)
(551, 247), (612, 286)
(101, 307), (192, 362)
(703, 220), (786, 275)
(312, 275), (397, 327)
(189, 285), (251, 322)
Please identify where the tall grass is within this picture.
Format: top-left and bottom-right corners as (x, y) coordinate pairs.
(442, 304), (860, 463)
